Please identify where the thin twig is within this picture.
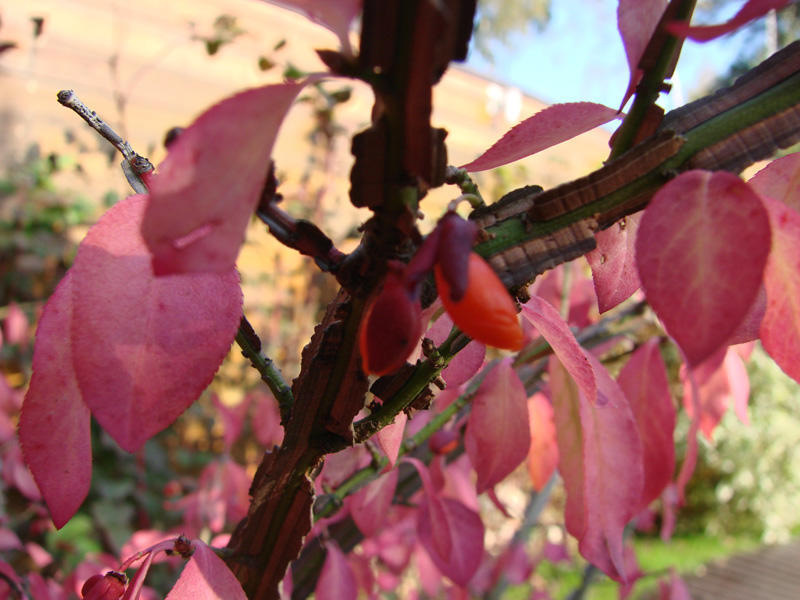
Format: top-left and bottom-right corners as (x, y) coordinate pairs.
(56, 89), (153, 193)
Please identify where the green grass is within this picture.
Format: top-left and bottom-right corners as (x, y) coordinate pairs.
(531, 533), (761, 600)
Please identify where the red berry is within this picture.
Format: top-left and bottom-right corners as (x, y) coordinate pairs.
(81, 571), (126, 600)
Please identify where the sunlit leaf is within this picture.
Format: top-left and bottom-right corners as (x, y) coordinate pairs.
(527, 392), (558, 492)
(587, 212), (643, 313)
(748, 151), (800, 213)
(142, 82), (310, 275)
(264, 0), (362, 55)
(464, 359), (530, 493)
(521, 295), (596, 403)
(636, 171), (770, 366)
(460, 103), (619, 172)
(405, 457), (484, 586)
(758, 195), (800, 383)
(617, 340), (675, 510)
(19, 274), (91, 528)
(550, 355), (643, 581)
(71, 195), (242, 452)
(617, 0), (668, 108)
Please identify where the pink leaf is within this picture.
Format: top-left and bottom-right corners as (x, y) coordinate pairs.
(550, 355), (643, 581)
(758, 195), (800, 383)
(249, 391), (284, 448)
(211, 394), (250, 452)
(521, 295), (597, 404)
(70, 195), (242, 452)
(3, 302), (29, 347)
(726, 350), (751, 425)
(464, 359), (530, 493)
(460, 103), (620, 172)
(404, 457), (484, 586)
(587, 212), (643, 312)
(666, 0), (791, 41)
(442, 340), (485, 387)
(617, 0), (668, 108)
(682, 346), (751, 440)
(617, 340), (675, 511)
(527, 392), (558, 492)
(374, 411), (407, 467)
(142, 82), (310, 275)
(264, 1), (362, 55)
(636, 171), (770, 366)
(19, 274), (92, 528)
(316, 541), (357, 600)
(349, 469), (399, 538)
(417, 498), (484, 587)
(659, 569), (692, 600)
(748, 151), (800, 213)
(166, 540), (247, 600)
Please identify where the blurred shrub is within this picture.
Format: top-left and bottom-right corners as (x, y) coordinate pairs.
(679, 345), (800, 542)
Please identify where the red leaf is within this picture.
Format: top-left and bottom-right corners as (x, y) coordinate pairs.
(443, 340), (485, 387)
(405, 457), (484, 586)
(617, 340), (675, 511)
(727, 285), (766, 345)
(349, 469), (399, 538)
(587, 212), (643, 313)
(464, 359), (530, 493)
(636, 171), (770, 366)
(527, 392), (558, 492)
(617, 0), (669, 108)
(71, 195), (242, 452)
(166, 540), (247, 599)
(142, 82), (309, 275)
(460, 103), (620, 172)
(758, 195), (800, 383)
(550, 355), (643, 581)
(316, 541), (357, 600)
(374, 411), (407, 467)
(521, 295), (597, 404)
(666, 0), (790, 41)
(264, 1), (362, 55)
(748, 151), (800, 213)
(19, 274), (92, 528)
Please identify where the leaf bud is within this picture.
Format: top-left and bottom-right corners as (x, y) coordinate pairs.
(359, 262), (423, 375)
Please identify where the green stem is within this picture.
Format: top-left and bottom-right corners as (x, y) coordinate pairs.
(352, 328), (470, 442)
(609, 0), (698, 159)
(477, 70), (800, 262)
(235, 319), (293, 421)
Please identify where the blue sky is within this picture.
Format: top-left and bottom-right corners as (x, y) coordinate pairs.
(464, 0), (759, 112)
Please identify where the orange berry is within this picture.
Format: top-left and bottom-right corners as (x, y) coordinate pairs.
(435, 253), (523, 351)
